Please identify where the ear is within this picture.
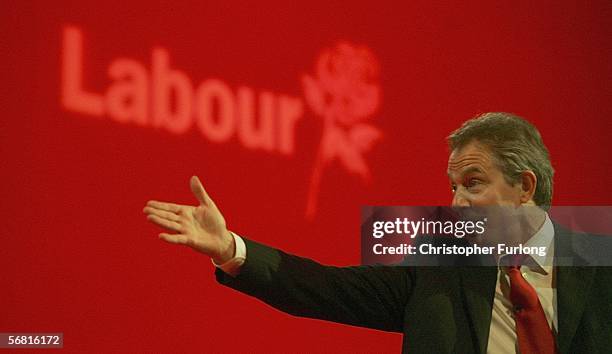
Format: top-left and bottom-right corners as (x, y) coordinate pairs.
(519, 170), (537, 204)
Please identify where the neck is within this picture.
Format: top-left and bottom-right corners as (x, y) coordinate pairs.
(519, 206), (547, 244)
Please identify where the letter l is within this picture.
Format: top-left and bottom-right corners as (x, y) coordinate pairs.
(61, 25), (104, 116)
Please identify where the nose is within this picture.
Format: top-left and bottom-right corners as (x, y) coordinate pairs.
(452, 189), (470, 208)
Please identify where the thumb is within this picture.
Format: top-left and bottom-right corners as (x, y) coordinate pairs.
(190, 176), (210, 205)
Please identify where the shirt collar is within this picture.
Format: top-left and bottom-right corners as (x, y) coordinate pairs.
(523, 212), (555, 274)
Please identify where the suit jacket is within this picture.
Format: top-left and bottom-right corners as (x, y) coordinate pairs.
(216, 223), (612, 353)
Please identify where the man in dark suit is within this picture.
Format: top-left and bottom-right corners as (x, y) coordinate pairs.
(144, 112), (612, 353)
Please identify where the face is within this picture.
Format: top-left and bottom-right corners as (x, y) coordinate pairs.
(447, 141), (522, 208)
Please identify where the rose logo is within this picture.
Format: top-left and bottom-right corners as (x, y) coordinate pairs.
(302, 42), (382, 218)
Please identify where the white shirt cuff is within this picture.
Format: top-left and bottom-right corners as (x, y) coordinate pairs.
(212, 231), (246, 276)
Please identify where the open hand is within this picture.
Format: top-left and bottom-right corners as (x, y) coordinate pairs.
(143, 176), (235, 264)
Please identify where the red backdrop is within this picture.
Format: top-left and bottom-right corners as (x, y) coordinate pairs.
(3, 1), (611, 353)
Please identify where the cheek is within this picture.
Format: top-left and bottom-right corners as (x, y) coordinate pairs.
(497, 184), (523, 203)
(480, 192), (501, 205)
(473, 185), (518, 206)
(464, 190), (497, 206)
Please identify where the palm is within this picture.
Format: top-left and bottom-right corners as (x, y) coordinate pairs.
(143, 176), (232, 260)
(186, 204), (226, 249)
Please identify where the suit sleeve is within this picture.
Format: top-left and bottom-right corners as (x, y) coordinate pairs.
(215, 237), (413, 332)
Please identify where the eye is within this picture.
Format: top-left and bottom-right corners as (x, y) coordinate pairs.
(465, 178), (483, 189)
(451, 184), (457, 193)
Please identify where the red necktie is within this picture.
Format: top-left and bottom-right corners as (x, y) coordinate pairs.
(506, 256), (557, 354)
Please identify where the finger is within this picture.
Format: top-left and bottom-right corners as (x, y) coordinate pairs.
(146, 200), (182, 213)
(143, 206), (181, 222)
(190, 176), (211, 205)
(147, 214), (183, 233)
(159, 233), (192, 246)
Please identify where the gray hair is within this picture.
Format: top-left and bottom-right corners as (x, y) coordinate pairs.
(447, 112), (554, 210)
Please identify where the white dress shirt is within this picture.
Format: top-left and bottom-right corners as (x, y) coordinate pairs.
(486, 213), (556, 354)
(212, 232), (246, 276)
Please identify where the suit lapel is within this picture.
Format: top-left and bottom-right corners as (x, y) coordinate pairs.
(556, 266), (595, 353)
(460, 267), (497, 354)
(553, 223), (596, 354)
(458, 223), (597, 354)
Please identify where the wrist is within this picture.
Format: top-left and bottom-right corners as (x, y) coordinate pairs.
(212, 230), (235, 264)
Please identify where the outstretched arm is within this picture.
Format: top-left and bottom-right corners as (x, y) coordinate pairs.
(144, 176), (412, 332)
(216, 237), (412, 332)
